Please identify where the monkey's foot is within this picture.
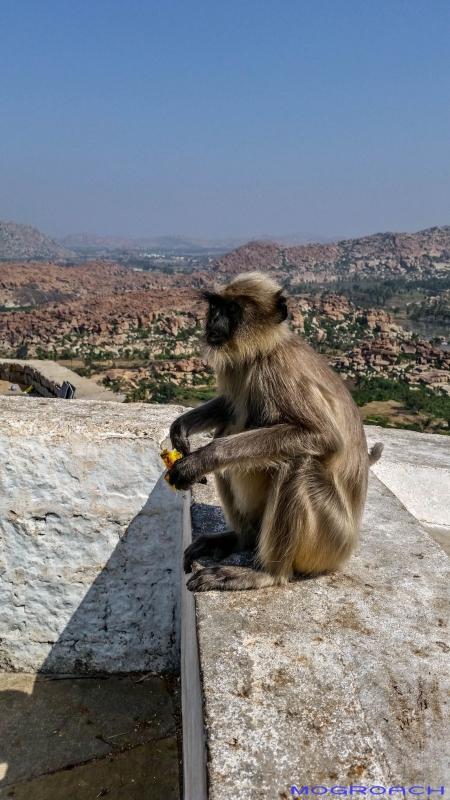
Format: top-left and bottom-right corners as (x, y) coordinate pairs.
(183, 532), (239, 573)
(186, 565), (287, 592)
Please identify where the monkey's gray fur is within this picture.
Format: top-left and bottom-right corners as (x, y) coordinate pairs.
(169, 272), (383, 591)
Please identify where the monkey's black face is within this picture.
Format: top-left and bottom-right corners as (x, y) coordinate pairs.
(204, 295), (242, 347)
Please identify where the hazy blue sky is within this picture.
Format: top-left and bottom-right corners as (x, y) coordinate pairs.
(0, 0), (449, 240)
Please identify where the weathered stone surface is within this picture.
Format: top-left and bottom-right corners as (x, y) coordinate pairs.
(192, 471), (450, 796)
(366, 426), (450, 552)
(0, 673), (176, 788)
(0, 399), (184, 672)
(422, 524), (450, 556)
(0, 738), (179, 799)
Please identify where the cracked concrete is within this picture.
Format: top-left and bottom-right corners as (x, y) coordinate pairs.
(2, 740), (180, 800)
(0, 673), (180, 799)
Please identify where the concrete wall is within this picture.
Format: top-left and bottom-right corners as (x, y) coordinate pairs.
(0, 358), (122, 401)
(0, 398), (183, 674)
(0, 360), (60, 398)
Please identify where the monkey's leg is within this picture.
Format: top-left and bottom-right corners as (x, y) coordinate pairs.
(186, 462), (333, 592)
(183, 531), (239, 573)
(214, 472), (260, 549)
(187, 564), (287, 592)
(185, 471), (260, 575)
(186, 468), (273, 590)
(259, 459), (358, 577)
(186, 465), (294, 592)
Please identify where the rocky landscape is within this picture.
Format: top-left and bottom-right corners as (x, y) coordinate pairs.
(209, 225), (450, 283)
(0, 222), (449, 433)
(0, 259), (198, 307)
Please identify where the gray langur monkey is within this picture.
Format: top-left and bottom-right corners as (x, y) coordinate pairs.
(168, 272), (383, 591)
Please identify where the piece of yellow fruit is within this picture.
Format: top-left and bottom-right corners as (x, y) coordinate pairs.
(160, 448), (183, 468)
(160, 448), (183, 490)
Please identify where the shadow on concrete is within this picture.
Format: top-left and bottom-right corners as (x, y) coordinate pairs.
(39, 473), (181, 676)
(0, 474), (181, 796)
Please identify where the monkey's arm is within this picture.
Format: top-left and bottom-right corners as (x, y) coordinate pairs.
(170, 395), (232, 456)
(168, 423), (342, 489)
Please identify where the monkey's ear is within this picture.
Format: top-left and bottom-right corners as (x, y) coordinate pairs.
(199, 290), (215, 303)
(276, 292), (288, 323)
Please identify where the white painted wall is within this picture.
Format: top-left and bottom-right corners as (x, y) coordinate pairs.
(0, 399), (184, 673)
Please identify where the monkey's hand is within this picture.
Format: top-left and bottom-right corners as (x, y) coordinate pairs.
(167, 453), (205, 491)
(169, 419), (191, 457)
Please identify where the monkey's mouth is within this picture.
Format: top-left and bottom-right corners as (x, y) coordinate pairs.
(206, 331), (228, 346)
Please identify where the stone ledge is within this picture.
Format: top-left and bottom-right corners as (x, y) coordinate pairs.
(190, 438), (450, 796)
(0, 396), (179, 439)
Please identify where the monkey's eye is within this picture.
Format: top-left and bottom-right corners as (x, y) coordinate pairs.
(227, 302), (240, 315)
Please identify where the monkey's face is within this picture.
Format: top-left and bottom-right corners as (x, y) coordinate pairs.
(201, 276), (289, 357)
(204, 295), (243, 347)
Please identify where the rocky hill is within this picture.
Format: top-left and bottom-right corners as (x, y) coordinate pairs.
(210, 226), (450, 283)
(0, 286), (200, 350)
(0, 260), (192, 308)
(0, 221), (75, 262)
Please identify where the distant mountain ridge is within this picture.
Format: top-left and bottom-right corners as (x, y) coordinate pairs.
(58, 232), (337, 254)
(0, 220), (336, 263)
(0, 221), (75, 262)
(1, 221), (449, 279)
(210, 225), (450, 282)
(58, 233), (247, 255)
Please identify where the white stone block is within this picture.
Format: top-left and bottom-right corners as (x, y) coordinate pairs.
(0, 398), (184, 673)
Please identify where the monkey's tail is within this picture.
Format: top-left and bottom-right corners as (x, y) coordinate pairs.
(368, 442), (384, 466)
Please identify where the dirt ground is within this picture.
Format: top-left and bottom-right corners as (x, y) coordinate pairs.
(358, 398), (449, 434)
(0, 379), (25, 396)
(358, 399), (420, 427)
(0, 673), (180, 800)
